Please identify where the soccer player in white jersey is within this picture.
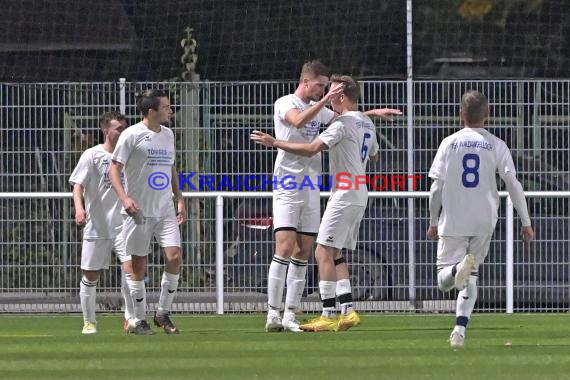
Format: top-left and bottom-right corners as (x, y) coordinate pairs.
(109, 89), (185, 335)
(427, 90), (534, 348)
(264, 61), (400, 333)
(69, 111), (134, 334)
(252, 74), (379, 332)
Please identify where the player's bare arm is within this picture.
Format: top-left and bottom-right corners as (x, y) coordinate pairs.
(251, 130), (327, 157)
(72, 183), (87, 227)
(284, 84), (344, 128)
(501, 171), (534, 242)
(427, 179), (443, 240)
(363, 108), (403, 121)
(109, 160), (139, 216)
(171, 166), (186, 225)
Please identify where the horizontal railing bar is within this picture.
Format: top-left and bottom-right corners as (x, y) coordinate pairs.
(0, 191), (568, 199)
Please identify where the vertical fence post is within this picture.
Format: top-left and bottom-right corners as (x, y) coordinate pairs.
(506, 195), (514, 313)
(216, 195), (225, 314)
(406, 0), (416, 307)
(119, 78), (126, 115)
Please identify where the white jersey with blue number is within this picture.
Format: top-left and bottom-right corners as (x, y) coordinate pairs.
(428, 127), (516, 236)
(273, 94), (335, 183)
(318, 111), (379, 206)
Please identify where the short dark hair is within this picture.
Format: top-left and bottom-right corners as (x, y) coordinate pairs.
(300, 60), (331, 81)
(136, 89), (169, 117)
(330, 74), (360, 103)
(100, 111), (126, 131)
(461, 90), (488, 123)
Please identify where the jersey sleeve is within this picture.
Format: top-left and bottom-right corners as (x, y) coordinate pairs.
(318, 120), (345, 148)
(165, 127), (176, 165)
(275, 97), (297, 122)
(112, 129), (135, 165)
(496, 141), (517, 177)
(69, 150), (92, 187)
(428, 139), (448, 180)
(503, 172), (531, 226)
(369, 132), (379, 157)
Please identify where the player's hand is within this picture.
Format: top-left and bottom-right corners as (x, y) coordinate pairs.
(75, 210), (87, 227)
(121, 196), (139, 216)
(250, 130), (276, 147)
(366, 108), (403, 121)
(322, 82), (344, 102)
(426, 225), (439, 240)
(521, 226), (534, 242)
(176, 198), (186, 225)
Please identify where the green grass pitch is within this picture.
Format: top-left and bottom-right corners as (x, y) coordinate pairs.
(1, 314), (569, 380)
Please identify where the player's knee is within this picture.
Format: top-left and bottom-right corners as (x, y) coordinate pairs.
(121, 261), (133, 274)
(82, 271), (100, 282)
(292, 246), (310, 261)
(166, 247), (183, 267)
(315, 245), (334, 265)
(275, 240), (297, 258)
(437, 268), (454, 292)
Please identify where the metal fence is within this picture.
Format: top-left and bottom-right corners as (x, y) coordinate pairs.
(0, 80), (569, 314)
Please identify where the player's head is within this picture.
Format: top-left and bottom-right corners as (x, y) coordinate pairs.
(460, 90), (489, 125)
(100, 111), (126, 147)
(299, 60), (331, 102)
(137, 89), (172, 125)
(329, 74), (360, 112)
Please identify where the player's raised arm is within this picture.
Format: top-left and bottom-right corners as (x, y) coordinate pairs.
(284, 83), (343, 128)
(363, 108), (403, 122)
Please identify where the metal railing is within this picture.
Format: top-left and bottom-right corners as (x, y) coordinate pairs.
(1, 191), (568, 314)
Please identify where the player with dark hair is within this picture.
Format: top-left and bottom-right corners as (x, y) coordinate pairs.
(109, 89), (185, 335)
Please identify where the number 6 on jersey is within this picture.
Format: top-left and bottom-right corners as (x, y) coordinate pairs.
(361, 132), (371, 162)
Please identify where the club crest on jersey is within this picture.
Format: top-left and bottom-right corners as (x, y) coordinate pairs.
(144, 135), (152, 141)
(303, 120), (320, 138)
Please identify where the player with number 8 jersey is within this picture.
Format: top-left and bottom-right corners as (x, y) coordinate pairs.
(429, 128), (511, 236)
(427, 90), (533, 348)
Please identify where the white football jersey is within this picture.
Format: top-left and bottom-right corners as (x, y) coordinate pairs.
(69, 145), (124, 239)
(273, 94), (335, 185)
(112, 121), (176, 218)
(318, 111), (379, 206)
(429, 127), (516, 236)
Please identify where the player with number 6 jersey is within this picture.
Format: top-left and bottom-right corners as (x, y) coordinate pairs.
(258, 61), (402, 333)
(251, 74), (379, 332)
(427, 90), (534, 348)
